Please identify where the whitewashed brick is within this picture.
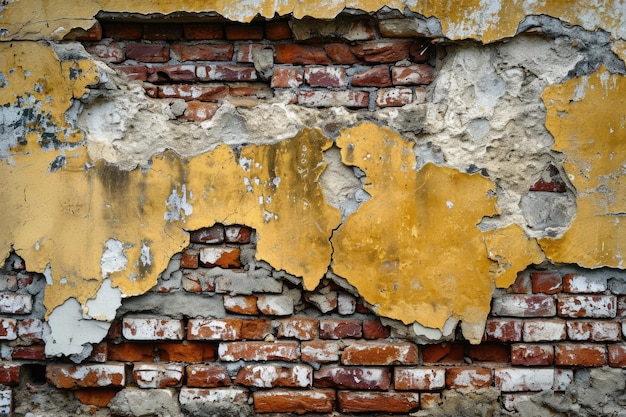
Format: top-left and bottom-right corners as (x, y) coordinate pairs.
(495, 368), (554, 392)
(395, 368), (445, 390)
(0, 293), (32, 314)
(0, 318), (17, 340)
(0, 389), (10, 414)
(563, 274), (607, 293)
(17, 318), (44, 341)
(257, 295), (294, 316)
(337, 293), (356, 315)
(179, 387), (251, 413)
(567, 321), (621, 341)
(46, 363), (126, 388)
(133, 363), (184, 388)
(235, 364), (312, 388)
(305, 291), (337, 313)
(522, 319), (566, 342)
(491, 295), (556, 317)
(557, 295), (616, 318)
(122, 317), (184, 340)
(553, 369), (574, 391)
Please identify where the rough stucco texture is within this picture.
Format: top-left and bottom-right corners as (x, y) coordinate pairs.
(0, 1), (625, 353)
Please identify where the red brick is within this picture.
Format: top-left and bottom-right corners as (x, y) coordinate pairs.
(529, 165), (567, 192)
(304, 66), (347, 87)
(491, 294), (556, 317)
(102, 21), (143, 40)
(376, 87), (413, 107)
(608, 344), (626, 367)
(133, 363), (184, 388)
(181, 101), (219, 122)
(507, 274), (531, 294)
(180, 250), (199, 269)
(181, 269), (216, 293)
(392, 64), (434, 85)
(228, 83), (271, 98)
(199, 246), (241, 268)
(171, 43), (233, 61)
(566, 321), (621, 341)
(523, 319), (566, 342)
(46, 363), (126, 388)
(276, 44), (330, 65)
(445, 367), (492, 389)
(298, 90), (369, 108)
(468, 343), (509, 363)
(265, 21), (293, 40)
(0, 318), (17, 340)
(122, 318), (184, 340)
(74, 389), (118, 408)
(186, 364), (230, 387)
(422, 343), (465, 364)
(314, 366), (390, 390)
(223, 295), (259, 315)
(301, 340), (343, 363)
(189, 225), (224, 243)
(70, 21), (103, 41)
(235, 364), (312, 387)
(0, 293), (32, 314)
(341, 341), (418, 365)
(107, 342), (156, 362)
(253, 389), (335, 414)
(277, 317), (319, 340)
(325, 43), (359, 64)
(352, 41), (412, 63)
(125, 43), (169, 63)
(562, 273), (607, 293)
(188, 318), (272, 341)
(485, 319), (522, 342)
(557, 295), (616, 318)
(143, 23), (183, 41)
(511, 344), (554, 366)
(148, 65), (197, 83)
(362, 318), (390, 339)
(158, 84), (229, 101)
(219, 341), (299, 362)
(319, 319), (362, 339)
(157, 342), (217, 362)
(85, 43), (125, 63)
(225, 24), (264, 40)
(531, 271), (562, 294)
(409, 40), (431, 63)
(351, 66), (391, 87)
(88, 343), (108, 363)
(117, 65), (148, 81)
(196, 64), (257, 82)
(337, 293), (356, 315)
(12, 345), (46, 360)
(271, 67), (304, 88)
(225, 225), (252, 243)
(555, 343), (607, 366)
(394, 367), (445, 390)
(338, 391), (420, 413)
(304, 291), (337, 313)
(0, 364), (20, 386)
(183, 23), (224, 40)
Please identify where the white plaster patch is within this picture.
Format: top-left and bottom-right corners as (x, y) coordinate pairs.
(84, 278), (122, 321)
(101, 239), (128, 279)
(140, 241), (152, 267)
(164, 184), (193, 222)
(44, 297), (112, 357)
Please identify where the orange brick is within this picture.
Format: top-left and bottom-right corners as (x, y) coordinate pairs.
(338, 391), (420, 413)
(253, 389), (335, 414)
(608, 344), (626, 367)
(555, 343), (606, 366)
(341, 341), (418, 365)
(171, 43), (233, 61)
(445, 367), (492, 389)
(199, 246), (241, 268)
(265, 21), (293, 40)
(0, 364), (20, 386)
(352, 40), (412, 63)
(224, 225), (253, 243)
(143, 23), (183, 41)
(181, 101), (219, 122)
(223, 295), (259, 315)
(511, 344), (554, 366)
(422, 343), (465, 364)
(277, 317), (319, 340)
(325, 43), (359, 64)
(46, 364), (126, 389)
(108, 342), (156, 362)
(188, 318), (272, 341)
(301, 340), (343, 363)
(186, 364), (230, 387)
(276, 44), (330, 65)
(157, 342), (217, 362)
(133, 363), (184, 388)
(219, 341), (299, 362)
(531, 271), (562, 294)
(74, 389), (118, 408)
(319, 319), (362, 339)
(180, 250), (199, 269)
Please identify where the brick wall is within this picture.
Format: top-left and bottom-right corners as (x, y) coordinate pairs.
(2, 221), (626, 414)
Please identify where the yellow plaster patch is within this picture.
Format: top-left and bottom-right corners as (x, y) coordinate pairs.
(539, 67), (626, 269)
(331, 123), (540, 341)
(1, 0), (625, 44)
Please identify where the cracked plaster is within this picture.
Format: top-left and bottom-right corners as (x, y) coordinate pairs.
(1, 2), (626, 353)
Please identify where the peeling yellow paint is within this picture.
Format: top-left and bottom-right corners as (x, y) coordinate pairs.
(331, 123), (540, 341)
(539, 67), (626, 269)
(1, 0), (625, 44)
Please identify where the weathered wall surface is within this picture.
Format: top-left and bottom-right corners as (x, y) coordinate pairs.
(0, 0), (625, 415)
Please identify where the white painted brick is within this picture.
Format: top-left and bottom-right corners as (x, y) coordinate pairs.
(395, 367), (445, 390)
(257, 295), (294, 316)
(305, 292), (337, 313)
(0, 318), (17, 340)
(567, 321), (621, 341)
(122, 317), (184, 340)
(337, 293), (356, 315)
(0, 389), (11, 414)
(235, 364), (312, 388)
(553, 369), (574, 391)
(0, 293), (32, 314)
(557, 295), (616, 318)
(133, 363), (184, 388)
(495, 368), (554, 392)
(522, 319), (566, 342)
(564, 274), (607, 293)
(17, 318), (44, 341)
(491, 295), (556, 317)
(179, 387), (250, 410)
